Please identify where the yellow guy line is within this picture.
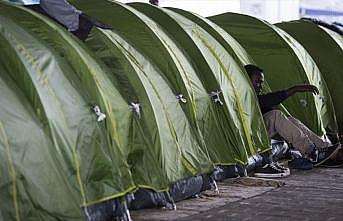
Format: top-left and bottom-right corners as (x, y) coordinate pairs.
(0, 121), (20, 221)
(193, 29), (256, 156)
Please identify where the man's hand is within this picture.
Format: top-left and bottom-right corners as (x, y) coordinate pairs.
(294, 85), (319, 95)
(286, 84), (319, 97)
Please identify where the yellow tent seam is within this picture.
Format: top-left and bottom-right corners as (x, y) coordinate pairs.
(6, 33), (88, 206)
(153, 28), (198, 119)
(136, 184), (169, 193)
(82, 186), (138, 207)
(0, 121), (20, 221)
(193, 28), (256, 156)
(108, 32), (198, 175)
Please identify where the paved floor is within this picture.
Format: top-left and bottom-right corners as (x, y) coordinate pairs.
(131, 167), (343, 221)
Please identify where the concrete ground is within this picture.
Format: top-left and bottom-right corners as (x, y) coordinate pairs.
(131, 167), (343, 221)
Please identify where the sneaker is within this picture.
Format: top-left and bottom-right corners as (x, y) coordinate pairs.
(288, 158), (313, 170)
(313, 144), (341, 167)
(271, 162), (290, 176)
(254, 163), (288, 178)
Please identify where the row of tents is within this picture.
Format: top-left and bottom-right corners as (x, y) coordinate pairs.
(0, 1), (342, 221)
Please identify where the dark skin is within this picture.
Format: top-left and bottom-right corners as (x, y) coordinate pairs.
(250, 71), (319, 97)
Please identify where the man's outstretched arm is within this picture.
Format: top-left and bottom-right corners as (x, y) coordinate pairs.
(284, 84), (319, 97)
(258, 84), (319, 113)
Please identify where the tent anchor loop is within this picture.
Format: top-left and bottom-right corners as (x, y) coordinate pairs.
(92, 105), (106, 122)
(209, 90), (223, 105)
(129, 102), (142, 119)
(176, 94), (187, 103)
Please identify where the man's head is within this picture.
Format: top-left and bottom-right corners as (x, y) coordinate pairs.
(149, 0), (159, 6)
(244, 64), (264, 94)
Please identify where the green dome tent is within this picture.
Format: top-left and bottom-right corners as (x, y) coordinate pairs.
(210, 13), (338, 138)
(276, 20), (343, 136)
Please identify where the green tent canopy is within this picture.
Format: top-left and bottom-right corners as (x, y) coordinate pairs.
(276, 20), (343, 135)
(210, 13), (338, 137)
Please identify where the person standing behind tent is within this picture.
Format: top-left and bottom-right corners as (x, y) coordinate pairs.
(245, 64), (341, 172)
(26, 0), (112, 41)
(149, 0), (159, 6)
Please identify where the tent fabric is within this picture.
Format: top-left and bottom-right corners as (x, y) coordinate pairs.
(164, 6), (273, 152)
(0, 3), (138, 220)
(158, 6), (275, 145)
(2, 1), (340, 221)
(85, 29), (214, 186)
(0, 2), (217, 220)
(210, 13), (338, 136)
(128, 3), (271, 159)
(67, 0), (273, 165)
(167, 7), (290, 116)
(276, 20), (343, 134)
(69, 0), (214, 182)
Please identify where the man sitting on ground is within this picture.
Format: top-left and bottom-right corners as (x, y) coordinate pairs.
(244, 64), (341, 174)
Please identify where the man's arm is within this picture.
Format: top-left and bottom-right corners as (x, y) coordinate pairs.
(258, 84), (319, 111)
(284, 84), (319, 97)
(258, 91), (288, 110)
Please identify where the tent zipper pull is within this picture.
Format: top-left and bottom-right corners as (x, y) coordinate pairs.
(176, 94), (187, 103)
(129, 102), (142, 119)
(92, 105), (106, 122)
(209, 90), (223, 105)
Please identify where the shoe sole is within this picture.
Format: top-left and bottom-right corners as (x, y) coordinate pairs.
(253, 172), (289, 178)
(284, 169), (291, 176)
(314, 145), (341, 167)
